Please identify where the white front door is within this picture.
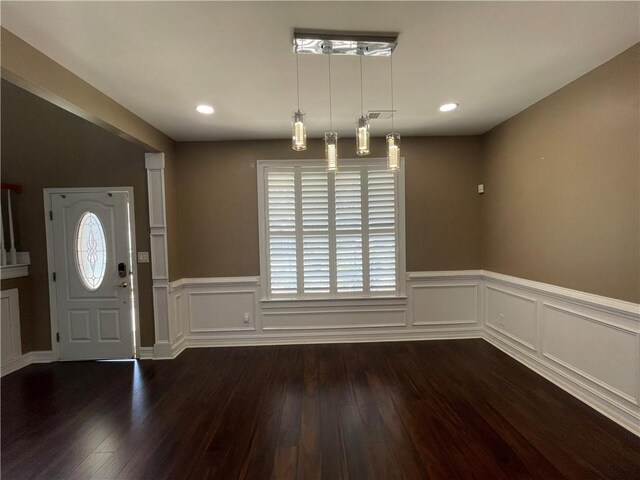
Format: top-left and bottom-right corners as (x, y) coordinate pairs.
(50, 190), (135, 360)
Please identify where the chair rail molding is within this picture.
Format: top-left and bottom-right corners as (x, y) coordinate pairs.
(145, 152), (173, 359)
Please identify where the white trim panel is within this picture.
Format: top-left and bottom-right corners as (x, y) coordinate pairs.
(1, 288), (22, 369)
(410, 282), (479, 327)
(168, 273), (480, 344)
(483, 272), (639, 435)
(145, 152), (172, 352)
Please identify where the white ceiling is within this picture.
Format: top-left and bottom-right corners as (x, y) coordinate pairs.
(2, 1), (639, 142)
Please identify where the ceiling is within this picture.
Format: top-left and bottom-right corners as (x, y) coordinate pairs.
(2, 1), (638, 142)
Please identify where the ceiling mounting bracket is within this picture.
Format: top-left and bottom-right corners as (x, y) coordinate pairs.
(293, 30), (398, 56)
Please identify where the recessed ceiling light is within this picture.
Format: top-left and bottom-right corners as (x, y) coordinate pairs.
(439, 103), (458, 112)
(196, 104), (214, 115)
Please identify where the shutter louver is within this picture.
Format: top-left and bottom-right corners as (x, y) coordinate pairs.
(335, 171), (364, 292)
(336, 234), (363, 292)
(369, 233), (396, 291)
(368, 170), (396, 292)
(335, 171), (362, 231)
(301, 171), (330, 293)
(303, 235), (330, 292)
(267, 171), (297, 294)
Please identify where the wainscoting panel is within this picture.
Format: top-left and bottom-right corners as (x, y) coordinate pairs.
(484, 284), (538, 351)
(541, 302), (638, 405)
(1, 289), (22, 370)
(188, 290), (257, 333)
(167, 272), (482, 349)
(483, 271), (640, 435)
(410, 283), (478, 327)
(262, 306), (407, 330)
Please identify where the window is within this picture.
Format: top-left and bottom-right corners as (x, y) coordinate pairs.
(258, 158), (405, 299)
(75, 211), (107, 291)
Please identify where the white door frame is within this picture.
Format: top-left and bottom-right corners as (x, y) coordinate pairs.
(43, 186), (141, 360)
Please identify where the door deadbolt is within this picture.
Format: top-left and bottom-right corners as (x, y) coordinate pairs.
(118, 262), (127, 278)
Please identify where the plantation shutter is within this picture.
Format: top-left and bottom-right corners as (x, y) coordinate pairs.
(367, 169), (397, 291)
(301, 170), (331, 293)
(267, 170), (297, 295)
(262, 160), (401, 299)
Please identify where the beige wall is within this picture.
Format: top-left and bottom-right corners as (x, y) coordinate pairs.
(481, 44), (640, 303)
(175, 136), (482, 278)
(1, 80), (156, 350)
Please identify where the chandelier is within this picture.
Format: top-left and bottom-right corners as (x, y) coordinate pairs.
(291, 31), (400, 172)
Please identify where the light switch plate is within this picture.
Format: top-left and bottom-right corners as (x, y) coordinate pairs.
(137, 251), (150, 263)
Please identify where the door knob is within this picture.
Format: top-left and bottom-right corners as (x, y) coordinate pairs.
(117, 282), (128, 288)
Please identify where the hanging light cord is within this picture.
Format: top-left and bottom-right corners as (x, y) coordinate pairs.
(328, 52), (333, 131)
(296, 52), (301, 111)
(390, 54), (395, 133)
(360, 54), (364, 116)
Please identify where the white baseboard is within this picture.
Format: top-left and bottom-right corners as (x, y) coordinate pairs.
(1, 350), (54, 377)
(138, 346), (154, 360)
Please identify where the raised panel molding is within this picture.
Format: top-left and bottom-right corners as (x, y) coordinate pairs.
(541, 302), (638, 405)
(410, 283), (478, 326)
(262, 307), (407, 331)
(481, 273), (639, 436)
(1, 289), (22, 368)
(150, 233), (168, 281)
(484, 285), (538, 352)
(165, 274), (481, 352)
(188, 290), (257, 333)
(145, 152), (171, 353)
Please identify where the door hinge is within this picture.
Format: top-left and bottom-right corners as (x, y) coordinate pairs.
(53, 272), (56, 282)
(56, 332), (60, 343)
(49, 210), (53, 220)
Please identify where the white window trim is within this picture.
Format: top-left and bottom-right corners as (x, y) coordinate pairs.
(257, 157), (406, 303)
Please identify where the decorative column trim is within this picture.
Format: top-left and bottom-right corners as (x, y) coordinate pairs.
(145, 152), (172, 358)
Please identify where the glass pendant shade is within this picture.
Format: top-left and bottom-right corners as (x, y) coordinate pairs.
(292, 111), (307, 151)
(325, 132), (338, 172)
(386, 133), (401, 171)
(356, 115), (370, 156)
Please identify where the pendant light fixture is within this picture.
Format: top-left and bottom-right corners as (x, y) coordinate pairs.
(356, 52), (370, 156)
(386, 54), (400, 172)
(291, 31), (400, 164)
(292, 52), (307, 151)
(325, 49), (338, 172)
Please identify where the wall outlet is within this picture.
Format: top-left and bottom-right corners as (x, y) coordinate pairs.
(137, 251), (150, 263)
(243, 313), (251, 324)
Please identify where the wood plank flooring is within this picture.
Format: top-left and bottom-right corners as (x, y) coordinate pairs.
(2, 339), (638, 479)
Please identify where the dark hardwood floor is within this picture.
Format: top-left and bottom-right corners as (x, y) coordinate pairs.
(2, 339), (638, 479)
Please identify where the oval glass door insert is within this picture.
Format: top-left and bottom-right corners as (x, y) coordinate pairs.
(75, 212), (107, 291)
